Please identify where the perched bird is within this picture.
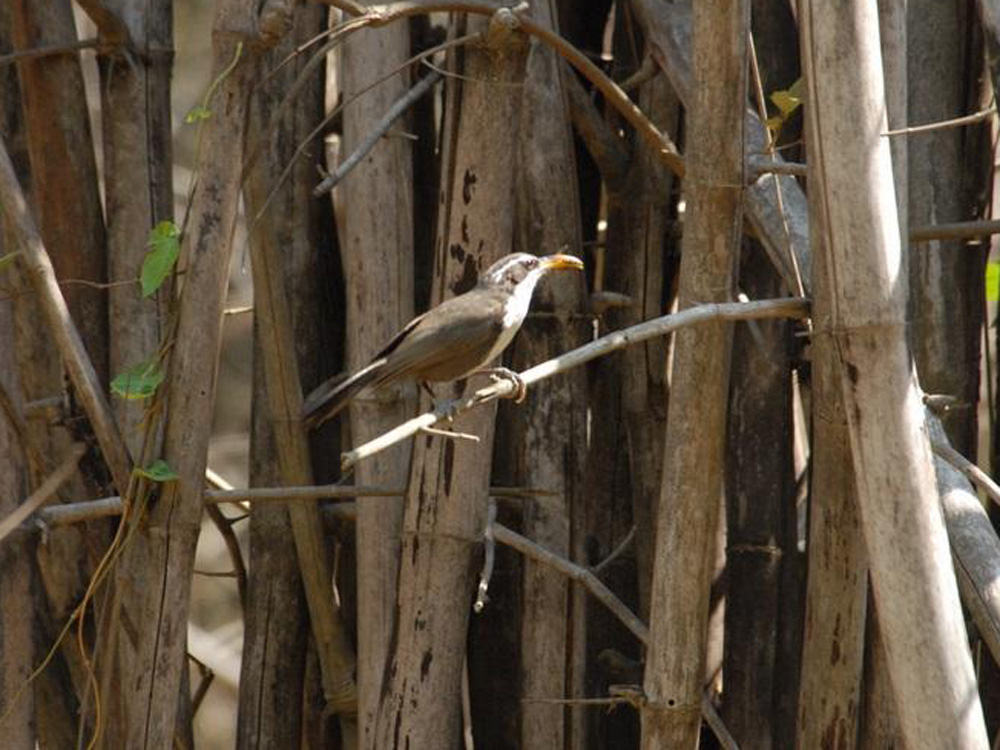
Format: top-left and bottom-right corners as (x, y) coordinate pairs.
(302, 252), (584, 427)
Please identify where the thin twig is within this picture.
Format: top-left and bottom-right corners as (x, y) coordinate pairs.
(591, 526), (636, 576)
(619, 53), (659, 92)
(419, 425), (480, 442)
(34, 484), (556, 528)
(932, 440), (1000, 510)
(0, 444), (86, 543)
(0, 135), (133, 494)
(205, 504), (248, 607)
(701, 694), (740, 750)
(492, 521), (738, 746)
(747, 156), (808, 178)
(342, 298), (810, 468)
(0, 38), (101, 66)
(249, 30), (479, 228)
(909, 219), (1000, 242)
(493, 522), (649, 643)
(474, 501), (498, 613)
(314, 68), (442, 195)
(884, 106), (996, 136)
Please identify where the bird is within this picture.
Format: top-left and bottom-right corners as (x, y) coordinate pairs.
(302, 252), (584, 428)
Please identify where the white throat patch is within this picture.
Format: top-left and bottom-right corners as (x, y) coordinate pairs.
(482, 268), (545, 365)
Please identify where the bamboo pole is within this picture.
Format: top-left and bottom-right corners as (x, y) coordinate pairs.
(97, 4), (259, 745)
(337, 16), (416, 747)
(800, 1), (988, 746)
(372, 14), (528, 748)
(507, 4), (587, 746)
(640, 0), (749, 746)
(240, 4), (357, 745)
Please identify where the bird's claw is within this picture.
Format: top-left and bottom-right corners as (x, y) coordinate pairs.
(487, 367), (527, 403)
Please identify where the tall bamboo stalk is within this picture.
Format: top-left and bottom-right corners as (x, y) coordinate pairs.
(640, 0), (748, 746)
(99, 0), (173, 456)
(373, 15), (528, 749)
(96, 3), (259, 744)
(506, 3), (587, 747)
(339, 19), (417, 748)
(240, 3), (345, 746)
(800, 1), (988, 746)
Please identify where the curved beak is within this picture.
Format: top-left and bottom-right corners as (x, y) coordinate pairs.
(539, 253), (584, 272)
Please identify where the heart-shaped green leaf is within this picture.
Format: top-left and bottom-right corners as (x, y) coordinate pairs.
(141, 220), (180, 297)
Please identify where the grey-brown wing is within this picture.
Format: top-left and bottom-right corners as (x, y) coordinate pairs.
(375, 292), (505, 385)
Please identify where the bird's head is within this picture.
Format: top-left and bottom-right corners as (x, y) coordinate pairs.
(480, 252), (584, 296)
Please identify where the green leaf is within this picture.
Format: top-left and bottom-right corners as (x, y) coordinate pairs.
(110, 359), (164, 400)
(136, 459), (179, 483)
(141, 220), (180, 297)
(0, 251), (21, 273)
(184, 105), (211, 124)
(987, 261), (999, 302)
(770, 78), (805, 121)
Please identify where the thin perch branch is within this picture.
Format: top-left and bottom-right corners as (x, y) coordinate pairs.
(313, 68), (442, 195)
(342, 298), (810, 468)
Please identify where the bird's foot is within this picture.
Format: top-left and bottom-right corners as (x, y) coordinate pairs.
(481, 367), (528, 403)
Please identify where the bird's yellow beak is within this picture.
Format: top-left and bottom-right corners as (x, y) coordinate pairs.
(539, 254), (584, 272)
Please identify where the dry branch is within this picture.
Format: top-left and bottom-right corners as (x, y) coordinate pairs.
(0, 443), (85, 543)
(313, 67), (441, 195)
(493, 523), (648, 643)
(0, 136), (132, 494)
(316, 0), (684, 174)
(32, 484), (552, 528)
(344, 298), (808, 467)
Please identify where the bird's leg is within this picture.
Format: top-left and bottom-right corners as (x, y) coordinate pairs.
(478, 366), (528, 403)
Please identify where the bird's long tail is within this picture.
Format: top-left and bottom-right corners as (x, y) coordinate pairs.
(301, 358), (386, 428)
